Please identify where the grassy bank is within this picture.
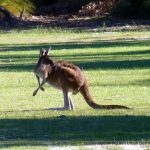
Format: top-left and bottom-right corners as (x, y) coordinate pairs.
(0, 28), (150, 149)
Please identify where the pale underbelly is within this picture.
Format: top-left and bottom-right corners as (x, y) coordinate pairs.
(47, 82), (61, 90)
(47, 82), (78, 94)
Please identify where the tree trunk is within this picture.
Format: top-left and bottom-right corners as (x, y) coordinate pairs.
(19, 6), (25, 20)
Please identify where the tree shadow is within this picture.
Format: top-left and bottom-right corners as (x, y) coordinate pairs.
(130, 79), (150, 87)
(0, 39), (150, 72)
(0, 39), (150, 52)
(0, 115), (149, 147)
(0, 63), (34, 72)
(76, 59), (150, 70)
(1, 58), (150, 72)
(0, 108), (65, 113)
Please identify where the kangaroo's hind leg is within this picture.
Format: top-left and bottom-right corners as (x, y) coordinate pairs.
(68, 92), (74, 110)
(63, 91), (74, 110)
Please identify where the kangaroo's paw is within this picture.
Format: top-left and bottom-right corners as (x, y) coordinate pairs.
(33, 89), (38, 96)
(40, 87), (44, 91)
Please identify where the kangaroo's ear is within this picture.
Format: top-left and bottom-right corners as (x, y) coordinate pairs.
(40, 48), (48, 57)
(46, 47), (51, 55)
(40, 48), (44, 57)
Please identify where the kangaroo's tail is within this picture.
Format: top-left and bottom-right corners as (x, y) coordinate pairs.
(80, 82), (129, 109)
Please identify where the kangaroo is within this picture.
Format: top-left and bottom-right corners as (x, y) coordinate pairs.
(33, 48), (129, 110)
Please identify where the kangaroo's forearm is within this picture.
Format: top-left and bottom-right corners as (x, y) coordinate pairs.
(36, 75), (44, 91)
(33, 78), (46, 96)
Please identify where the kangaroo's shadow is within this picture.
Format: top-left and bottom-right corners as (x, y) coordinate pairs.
(48, 107), (66, 111)
(0, 107), (66, 113)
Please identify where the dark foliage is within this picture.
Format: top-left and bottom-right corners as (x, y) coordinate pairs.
(33, 0), (150, 18)
(112, 0), (150, 18)
(1, 0), (150, 22)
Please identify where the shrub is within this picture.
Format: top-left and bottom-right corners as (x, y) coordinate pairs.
(78, 0), (115, 16)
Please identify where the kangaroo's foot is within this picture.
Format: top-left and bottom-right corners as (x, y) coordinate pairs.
(63, 106), (73, 111)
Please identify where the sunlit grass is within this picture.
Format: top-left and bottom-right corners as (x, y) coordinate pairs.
(0, 28), (150, 148)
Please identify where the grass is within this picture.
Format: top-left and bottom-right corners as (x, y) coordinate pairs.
(0, 28), (150, 149)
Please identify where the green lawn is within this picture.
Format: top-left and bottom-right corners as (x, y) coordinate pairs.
(0, 28), (150, 149)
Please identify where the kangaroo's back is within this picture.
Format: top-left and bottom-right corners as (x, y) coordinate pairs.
(46, 61), (85, 93)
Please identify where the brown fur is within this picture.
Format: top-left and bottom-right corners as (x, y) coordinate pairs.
(33, 49), (129, 110)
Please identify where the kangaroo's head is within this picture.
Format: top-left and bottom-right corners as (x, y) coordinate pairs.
(34, 47), (54, 78)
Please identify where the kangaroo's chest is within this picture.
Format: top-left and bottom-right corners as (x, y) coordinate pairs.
(47, 71), (62, 89)
(34, 64), (50, 79)
(47, 77), (62, 90)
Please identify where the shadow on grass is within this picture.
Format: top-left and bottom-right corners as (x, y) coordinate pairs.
(130, 79), (150, 87)
(0, 115), (149, 147)
(0, 64), (34, 72)
(0, 39), (150, 72)
(90, 79), (150, 87)
(0, 39), (150, 52)
(76, 59), (150, 70)
(1, 58), (150, 72)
